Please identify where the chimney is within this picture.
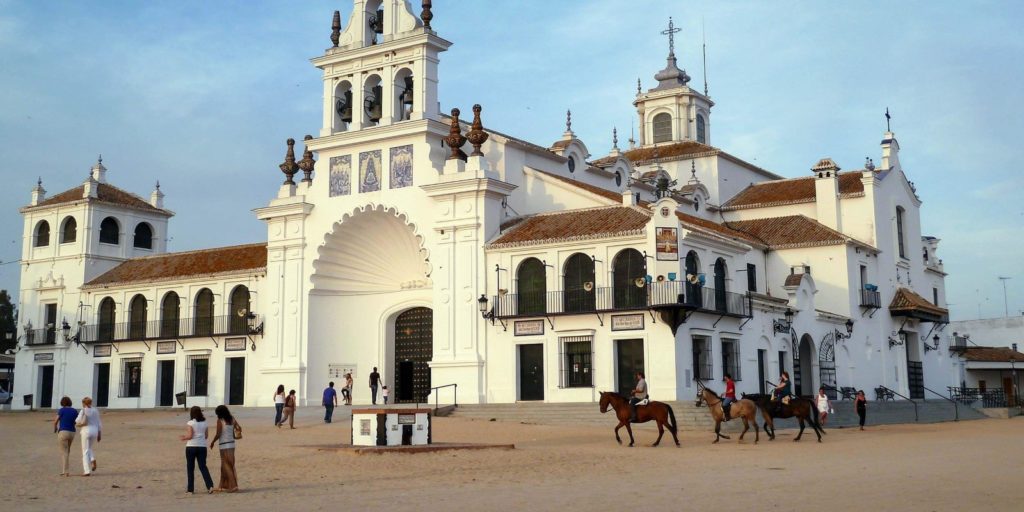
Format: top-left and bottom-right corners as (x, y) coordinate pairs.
(90, 155), (107, 183)
(622, 188), (637, 206)
(150, 181), (164, 209)
(811, 158), (841, 231)
(83, 175), (98, 199)
(880, 132), (901, 173)
(30, 177), (46, 206)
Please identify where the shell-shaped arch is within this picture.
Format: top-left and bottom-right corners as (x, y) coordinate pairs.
(311, 203), (432, 293)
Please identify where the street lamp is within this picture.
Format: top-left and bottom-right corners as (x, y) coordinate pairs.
(773, 308), (794, 334)
(835, 319), (855, 342)
(478, 294), (491, 318)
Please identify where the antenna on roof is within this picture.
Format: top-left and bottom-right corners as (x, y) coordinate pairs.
(702, 18), (709, 96)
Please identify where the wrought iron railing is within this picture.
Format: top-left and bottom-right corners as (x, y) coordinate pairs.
(77, 314), (263, 344)
(859, 289), (882, 308)
(878, 385), (918, 421)
(948, 386), (1008, 407)
(24, 327), (58, 346)
(492, 283), (751, 319)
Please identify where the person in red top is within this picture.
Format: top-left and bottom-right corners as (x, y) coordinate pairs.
(722, 373), (737, 421)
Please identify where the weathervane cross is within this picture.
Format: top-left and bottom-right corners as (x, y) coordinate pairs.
(662, 17), (681, 56)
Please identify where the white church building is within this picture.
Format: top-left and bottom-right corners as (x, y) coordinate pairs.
(12, 0), (957, 410)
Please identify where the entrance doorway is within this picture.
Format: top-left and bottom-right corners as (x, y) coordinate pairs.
(95, 363), (110, 407)
(757, 349), (768, 394)
(158, 360), (175, 407)
(616, 339), (644, 396)
(819, 333), (837, 399)
(394, 307), (432, 403)
(797, 334), (815, 397)
(39, 365), (54, 408)
(1003, 376), (1017, 407)
(519, 344), (544, 401)
(227, 358), (245, 405)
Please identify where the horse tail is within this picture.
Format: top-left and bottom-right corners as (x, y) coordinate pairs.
(666, 403), (678, 434)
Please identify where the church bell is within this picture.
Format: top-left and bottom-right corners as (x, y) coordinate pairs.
(335, 89), (353, 124)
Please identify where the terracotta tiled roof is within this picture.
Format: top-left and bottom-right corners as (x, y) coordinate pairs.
(84, 243), (267, 288)
(549, 139), (573, 150)
(722, 172), (865, 210)
(724, 215), (849, 249)
(591, 141), (718, 167)
(675, 211), (760, 246)
(532, 170), (622, 202)
(26, 182), (171, 215)
(784, 273), (804, 287)
(960, 346), (1024, 362)
(889, 287), (949, 318)
(489, 206), (650, 248)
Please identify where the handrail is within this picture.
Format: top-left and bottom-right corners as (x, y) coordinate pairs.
(879, 385), (918, 422)
(421, 383), (458, 412)
(922, 385), (958, 421)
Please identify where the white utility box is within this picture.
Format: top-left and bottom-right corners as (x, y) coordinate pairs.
(351, 408), (431, 446)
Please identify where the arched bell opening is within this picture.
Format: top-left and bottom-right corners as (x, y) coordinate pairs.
(363, 74), (383, 127)
(333, 80), (354, 133)
(393, 67), (414, 122)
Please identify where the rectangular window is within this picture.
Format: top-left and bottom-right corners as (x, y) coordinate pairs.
(44, 303), (57, 344)
(778, 351), (787, 377)
(692, 336), (712, 381)
(896, 207), (906, 258)
(746, 263), (757, 292)
(119, 358), (143, 398)
(859, 265), (867, 290)
(187, 355), (210, 396)
(933, 287), (939, 305)
(559, 336), (593, 388)
(721, 340), (741, 381)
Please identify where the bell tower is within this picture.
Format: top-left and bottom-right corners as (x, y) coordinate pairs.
(633, 17), (714, 147)
(315, 0), (450, 136)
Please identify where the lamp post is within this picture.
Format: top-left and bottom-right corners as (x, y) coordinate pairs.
(835, 319), (854, 341)
(478, 294), (491, 321)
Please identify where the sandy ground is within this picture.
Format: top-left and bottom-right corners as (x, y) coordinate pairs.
(1, 405), (1020, 512)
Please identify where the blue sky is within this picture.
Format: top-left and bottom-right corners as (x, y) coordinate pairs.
(1, 1), (1022, 321)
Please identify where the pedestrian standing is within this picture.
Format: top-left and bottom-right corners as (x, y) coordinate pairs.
(343, 373), (353, 405)
(323, 382), (338, 423)
(210, 405), (239, 493)
(180, 406), (214, 494)
(369, 367), (381, 405)
(75, 397), (102, 477)
(816, 387), (834, 427)
(53, 396), (77, 477)
(382, 385), (389, 405)
(273, 384), (286, 426)
(278, 390), (297, 429)
(855, 390), (867, 430)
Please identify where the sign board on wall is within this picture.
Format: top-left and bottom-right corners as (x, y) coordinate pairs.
(156, 341), (177, 354)
(224, 337), (246, 352)
(655, 227), (679, 261)
(611, 314), (645, 331)
(329, 363), (357, 380)
(93, 345), (112, 357)
(34, 352), (54, 361)
(514, 320), (545, 336)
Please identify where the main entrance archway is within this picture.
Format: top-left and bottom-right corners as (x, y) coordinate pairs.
(394, 307), (432, 403)
(795, 334), (816, 397)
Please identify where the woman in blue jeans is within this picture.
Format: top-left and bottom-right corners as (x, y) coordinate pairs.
(273, 384), (286, 425)
(179, 406), (214, 494)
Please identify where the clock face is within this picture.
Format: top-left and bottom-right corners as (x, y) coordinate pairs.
(568, 156), (576, 173)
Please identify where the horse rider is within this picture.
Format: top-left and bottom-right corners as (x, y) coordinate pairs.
(771, 371), (792, 412)
(722, 372), (736, 421)
(629, 371), (648, 422)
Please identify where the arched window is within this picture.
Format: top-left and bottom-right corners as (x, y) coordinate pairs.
(229, 285), (251, 334)
(613, 249), (646, 309)
(194, 288), (215, 336)
(685, 251), (702, 308)
(393, 68), (414, 122)
(161, 292), (180, 338)
(615, 171), (622, 187)
(60, 217), (77, 243)
(896, 206), (906, 258)
(516, 258), (546, 316)
(563, 253), (596, 313)
(98, 297), (116, 342)
(128, 294), (148, 340)
(364, 74), (383, 125)
(133, 223), (153, 249)
(334, 80), (354, 132)
(696, 114), (707, 144)
(99, 217), (120, 245)
(713, 258), (728, 313)
(34, 220), (50, 247)
(652, 112), (672, 143)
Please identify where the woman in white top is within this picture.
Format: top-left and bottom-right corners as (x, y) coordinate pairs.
(816, 387), (833, 427)
(75, 397), (102, 476)
(210, 405), (239, 493)
(179, 406), (214, 494)
(273, 384), (286, 426)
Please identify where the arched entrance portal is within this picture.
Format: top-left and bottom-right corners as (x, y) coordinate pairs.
(394, 307), (433, 403)
(819, 332), (837, 399)
(795, 334), (816, 396)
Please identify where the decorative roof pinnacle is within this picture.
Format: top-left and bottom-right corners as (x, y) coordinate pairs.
(612, 127), (619, 150)
(445, 108), (467, 161)
(421, 1), (433, 31)
(279, 138), (299, 185)
(298, 135), (316, 183)
(565, 109), (573, 134)
(330, 11), (341, 47)
(466, 104), (489, 157)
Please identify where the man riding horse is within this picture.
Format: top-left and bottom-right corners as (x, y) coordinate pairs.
(722, 373), (737, 421)
(629, 371), (649, 422)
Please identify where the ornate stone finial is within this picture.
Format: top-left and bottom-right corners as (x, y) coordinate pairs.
(330, 11), (341, 47)
(688, 160), (700, 184)
(445, 108), (467, 161)
(421, 0), (433, 30)
(37, 176), (42, 187)
(636, 77), (642, 95)
(653, 17), (690, 88)
(279, 138), (299, 185)
(155, 180), (160, 190)
(566, 109), (572, 133)
(466, 104), (489, 157)
(97, 154), (102, 164)
(298, 135), (316, 183)
(612, 127), (619, 150)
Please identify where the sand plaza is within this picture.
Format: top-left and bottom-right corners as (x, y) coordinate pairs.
(1, 404), (1021, 511)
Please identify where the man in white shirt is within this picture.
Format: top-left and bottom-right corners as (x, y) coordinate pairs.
(629, 371), (648, 422)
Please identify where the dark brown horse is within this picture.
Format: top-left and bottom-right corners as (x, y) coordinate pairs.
(598, 391), (680, 447)
(695, 385), (759, 444)
(742, 392), (825, 442)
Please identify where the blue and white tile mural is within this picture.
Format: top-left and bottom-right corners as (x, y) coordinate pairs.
(390, 145), (414, 189)
(328, 155), (351, 197)
(359, 150), (382, 193)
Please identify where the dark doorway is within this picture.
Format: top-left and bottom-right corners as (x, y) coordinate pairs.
(227, 358), (245, 405)
(819, 333), (837, 399)
(757, 349), (767, 394)
(158, 360), (175, 406)
(39, 365), (54, 408)
(797, 335), (815, 396)
(519, 344), (544, 401)
(616, 339), (644, 396)
(44, 304), (58, 344)
(394, 307), (432, 403)
(95, 363), (110, 407)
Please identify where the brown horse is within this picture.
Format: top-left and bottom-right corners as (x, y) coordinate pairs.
(598, 391), (680, 447)
(695, 385), (759, 444)
(742, 393), (824, 442)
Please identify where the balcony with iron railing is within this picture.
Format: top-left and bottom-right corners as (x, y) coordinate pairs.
(77, 314), (264, 344)
(859, 289), (882, 308)
(24, 326), (58, 346)
(492, 282), (751, 319)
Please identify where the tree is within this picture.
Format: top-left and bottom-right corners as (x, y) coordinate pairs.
(0, 290), (17, 352)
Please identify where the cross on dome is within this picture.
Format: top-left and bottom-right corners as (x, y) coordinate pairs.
(662, 17), (681, 57)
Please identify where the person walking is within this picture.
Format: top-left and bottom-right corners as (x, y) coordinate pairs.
(855, 390), (867, 430)
(210, 405), (239, 493)
(180, 406), (214, 494)
(278, 389), (297, 429)
(343, 373), (353, 405)
(369, 367), (381, 405)
(53, 396), (77, 477)
(816, 387), (834, 427)
(75, 397), (102, 477)
(323, 382), (338, 423)
(273, 385), (286, 426)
